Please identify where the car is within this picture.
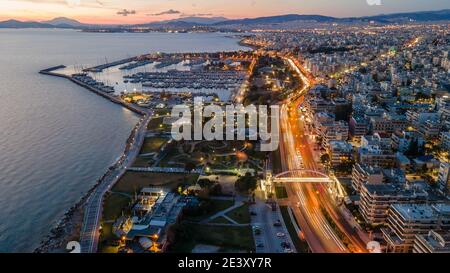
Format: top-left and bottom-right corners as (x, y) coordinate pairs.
(284, 248), (294, 253)
(281, 242), (291, 248)
(276, 232), (286, 238)
(273, 220), (282, 227)
(252, 226), (261, 235)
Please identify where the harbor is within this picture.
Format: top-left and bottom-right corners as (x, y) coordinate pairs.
(35, 48), (255, 253)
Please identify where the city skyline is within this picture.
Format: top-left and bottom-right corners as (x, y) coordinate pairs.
(1, 0), (449, 24)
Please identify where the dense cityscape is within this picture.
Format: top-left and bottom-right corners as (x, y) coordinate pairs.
(34, 21), (450, 255)
(0, 1), (449, 266)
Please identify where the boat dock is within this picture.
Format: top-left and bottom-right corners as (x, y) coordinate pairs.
(83, 57), (135, 73)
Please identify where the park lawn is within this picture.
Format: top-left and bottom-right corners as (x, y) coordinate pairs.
(280, 206), (310, 253)
(170, 223), (255, 253)
(207, 199), (234, 216)
(209, 216), (233, 224)
(112, 171), (199, 194)
(140, 137), (167, 154)
(98, 223), (119, 253)
(147, 117), (171, 132)
(132, 156), (152, 167)
(275, 186), (288, 199)
(271, 148), (282, 174)
(102, 192), (131, 221)
(225, 204), (251, 224)
(186, 199), (234, 222)
(156, 145), (182, 167)
(153, 108), (171, 116)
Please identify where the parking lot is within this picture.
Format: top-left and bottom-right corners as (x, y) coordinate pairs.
(250, 190), (296, 253)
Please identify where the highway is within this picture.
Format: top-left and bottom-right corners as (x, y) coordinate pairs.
(277, 56), (367, 253)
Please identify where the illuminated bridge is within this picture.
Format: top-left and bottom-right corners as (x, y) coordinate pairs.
(272, 169), (332, 183)
(261, 169), (346, 199)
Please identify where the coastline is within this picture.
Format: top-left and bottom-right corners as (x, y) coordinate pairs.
(238, 37), (261, 51)
(35, 67), (146, 253)
(33, 39), (251, 252)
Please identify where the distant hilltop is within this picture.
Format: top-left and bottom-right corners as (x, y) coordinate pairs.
(1, 9), (449, 29)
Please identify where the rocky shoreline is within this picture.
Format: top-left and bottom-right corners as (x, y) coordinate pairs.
(35, 64), (148, 253)
(33, 119), (142, 253)
(33, 169), (110, 253)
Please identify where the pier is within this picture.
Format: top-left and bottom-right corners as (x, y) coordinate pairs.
(39, 66), (147, 116)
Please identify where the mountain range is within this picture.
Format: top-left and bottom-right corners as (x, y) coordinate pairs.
(1, 9), (449, 29)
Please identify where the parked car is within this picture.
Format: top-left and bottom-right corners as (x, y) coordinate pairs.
(284, 248), (293, 253)
(281, 242), (291, 248)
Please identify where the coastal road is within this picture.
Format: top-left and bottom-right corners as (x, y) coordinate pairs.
(79, 113), (151, 253)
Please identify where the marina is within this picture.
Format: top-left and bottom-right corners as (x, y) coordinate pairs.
(130, 70), (246, 89)
(49, 51), (254, 103)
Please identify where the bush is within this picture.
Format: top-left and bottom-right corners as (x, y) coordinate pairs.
(235, 173), (257, 193)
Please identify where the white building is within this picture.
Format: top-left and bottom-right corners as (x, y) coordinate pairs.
(437, 163), (450, 198)
(383, 203), (450, 253)
(328, 141), (353, 167)
(441, 131), (450, 151)
(413, 230), (450, 253)
(351, 163), (384, 193)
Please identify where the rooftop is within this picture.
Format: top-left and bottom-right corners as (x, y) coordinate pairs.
(392, 203), (450, 221)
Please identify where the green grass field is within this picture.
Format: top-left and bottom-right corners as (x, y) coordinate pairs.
(112, 171), (199, 194)
(275, 186), (288, 199)
(225, 204), (251, 224)
(147, 117), (171, 132)
(209, 216), (233, 224)
(140, 137), (167, 154)
(102, 193), (131, 221)
(170, 223), (255, 253)
(186, 199), (234, 222)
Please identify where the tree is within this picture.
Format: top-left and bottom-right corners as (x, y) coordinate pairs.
(197, 179), (212, 189)
(183, 161), (197, 183)
(405, 139), (422, 157)
(235, 173), (257, 193)
(185, 162), (196, 173)
(320, 154), (330, 165)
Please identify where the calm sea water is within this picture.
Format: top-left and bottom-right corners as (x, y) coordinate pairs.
(0, 29), (248, 252)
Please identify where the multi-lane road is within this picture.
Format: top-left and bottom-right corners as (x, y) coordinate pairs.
(277, 56), (368, 253)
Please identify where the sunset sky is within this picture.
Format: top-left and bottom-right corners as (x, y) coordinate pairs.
(1, 0), (449, 24)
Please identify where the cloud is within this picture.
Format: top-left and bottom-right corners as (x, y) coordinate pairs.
(15, 0), (109, 9)
(147, 9), (181, 16)
(117, 9), (136, 16)
(180, 13), (214, 17)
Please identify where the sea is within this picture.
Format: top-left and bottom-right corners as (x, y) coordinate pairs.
(0, 29), (248, 252)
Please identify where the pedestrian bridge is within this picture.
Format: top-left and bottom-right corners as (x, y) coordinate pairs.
(271, 169), (332, 183)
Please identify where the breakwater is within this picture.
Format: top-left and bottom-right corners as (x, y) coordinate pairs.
(39, 66), (146, 116)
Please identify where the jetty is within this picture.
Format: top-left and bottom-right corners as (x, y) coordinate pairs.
(39, 66), (146, 116)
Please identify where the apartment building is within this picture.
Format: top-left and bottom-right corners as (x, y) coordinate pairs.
(383, 203), (450, 253)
